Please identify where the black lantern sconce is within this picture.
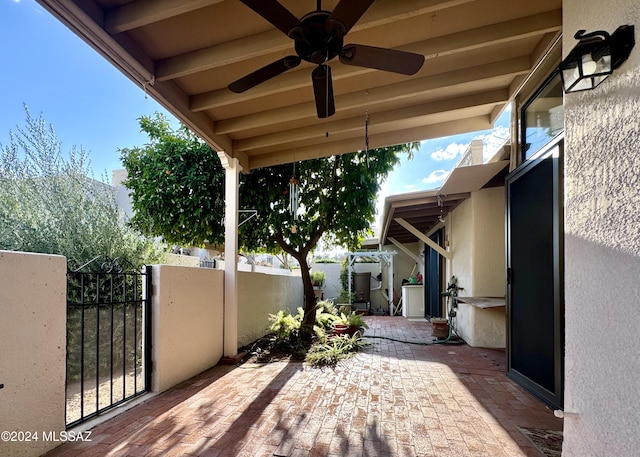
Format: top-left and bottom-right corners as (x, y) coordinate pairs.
(559, 25), (635, 93)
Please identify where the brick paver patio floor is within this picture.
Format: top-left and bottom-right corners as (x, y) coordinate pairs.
(44, 316), (562, 457)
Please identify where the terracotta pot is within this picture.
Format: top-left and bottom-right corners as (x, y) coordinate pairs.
(332, 324), (361, 336)
(332, 324), (350, 335)
(431, 318), (450, 339)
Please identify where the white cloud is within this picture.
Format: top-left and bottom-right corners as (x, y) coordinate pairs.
(422, 169), (450, 185)
(430, 142), (468, 161)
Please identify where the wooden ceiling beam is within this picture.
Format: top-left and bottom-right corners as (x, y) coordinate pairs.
(247, 116), (490, 169)
(390, 193), (470, 208)
(215, 57), (527, 135)
(391, 216), (441, 225)
(153, 0), (477, 81)
(156, 30), (291, 81)
(105, 0), (474, 36)
(236, 89), (507, 152)
(104, 0), (225, 34)
(186, 9), (559, 108)
(392, 205), (462, 218)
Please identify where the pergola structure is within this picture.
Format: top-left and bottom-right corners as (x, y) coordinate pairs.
(346, 251), (397, 314)
(37, 0), (562, 356)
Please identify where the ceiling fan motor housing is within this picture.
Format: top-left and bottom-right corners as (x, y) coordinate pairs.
(293, 11), (344, 64)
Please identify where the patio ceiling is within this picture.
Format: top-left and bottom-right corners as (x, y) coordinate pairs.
(37, 0), (561, 171)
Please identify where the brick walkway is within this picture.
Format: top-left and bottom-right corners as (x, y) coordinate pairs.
(44, 317), (561, 457)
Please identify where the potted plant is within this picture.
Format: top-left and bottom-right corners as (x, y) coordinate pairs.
(311, 270), (326, 300)
(333, 311), (369, 336)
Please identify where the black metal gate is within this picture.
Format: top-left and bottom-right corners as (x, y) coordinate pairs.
(66, 256), (151, 427)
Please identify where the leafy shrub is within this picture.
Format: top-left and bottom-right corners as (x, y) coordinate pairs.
(0, 107), (164, 267)
(337, 311), (370, 330)
(268, 309), (302, 346)
(267, 305), (370, 368)
(314, 301), (340, 332)
(305, 334), (369, 368)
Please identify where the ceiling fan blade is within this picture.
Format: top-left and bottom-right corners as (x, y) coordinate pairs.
(339, 44), (425, 75)
(228, 56), (301, 93)
(327, 0), (376, 37)
(312, 65), (335, 119)
(239, 0), (301, 36)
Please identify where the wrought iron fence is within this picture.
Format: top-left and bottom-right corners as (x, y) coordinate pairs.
(65, 256), (151, 427)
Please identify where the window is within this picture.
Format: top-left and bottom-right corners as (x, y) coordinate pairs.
(521, 71), (564, 160)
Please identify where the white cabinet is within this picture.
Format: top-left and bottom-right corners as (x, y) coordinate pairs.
(401, 285), (424, 319)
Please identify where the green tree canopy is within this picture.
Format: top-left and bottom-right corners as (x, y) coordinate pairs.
(121, 113), (417, 327)
(0, 107), (164, 268)
(121, 114), (225, 246)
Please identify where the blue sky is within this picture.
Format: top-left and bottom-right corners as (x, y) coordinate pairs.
(0, 0), (173, 177)
(1, 0), (510, 202)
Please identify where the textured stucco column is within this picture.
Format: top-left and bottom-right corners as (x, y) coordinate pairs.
(0, 251), (66, 457)
(562, 1), (640, 456)
(217, 151), (242, 357)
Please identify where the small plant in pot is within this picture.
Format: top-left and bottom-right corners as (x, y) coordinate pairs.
(311, 270), (326, 286)
(333, 311), (369, 336)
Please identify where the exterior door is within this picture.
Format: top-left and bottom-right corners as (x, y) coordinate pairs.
(506, 139), (564, 409)
(425, 229), (443, 319)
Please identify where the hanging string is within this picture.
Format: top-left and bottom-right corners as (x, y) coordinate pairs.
(365, 111), (370, 168)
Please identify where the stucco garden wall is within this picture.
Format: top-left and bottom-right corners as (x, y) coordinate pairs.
(562, 2), (640, 456)
(151, 265), (224, 393)
(0, 251), (67, 457)
(237, 270), (303, 347)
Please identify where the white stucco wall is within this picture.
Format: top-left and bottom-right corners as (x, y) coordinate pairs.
(151, 265), (224, 393)
(0, 251), (67, 457)
(562, 2), (640, 456)
(448, 197), (474, 293)
(237, 270), (303, 347)
(447, 188), (506, 347)
(471, 187), (506, 297)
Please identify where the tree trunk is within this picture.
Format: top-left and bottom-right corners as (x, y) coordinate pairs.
(297, 255), (317, 331)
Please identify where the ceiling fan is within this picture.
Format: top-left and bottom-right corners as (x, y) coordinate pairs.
(228, 0), (425, 118)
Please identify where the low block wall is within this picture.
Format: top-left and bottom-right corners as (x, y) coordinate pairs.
(455, 303), (506, 348)
(0, 251), (67, 457)
(151, 265), (224, 393)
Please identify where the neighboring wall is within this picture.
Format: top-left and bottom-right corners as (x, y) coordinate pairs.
(0, 251), (67, 457)
(237, 271), (303, 347)
(562, 2), (640, 456)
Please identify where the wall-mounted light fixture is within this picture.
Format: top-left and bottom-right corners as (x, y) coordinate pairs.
(559, 25), (635, 93)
